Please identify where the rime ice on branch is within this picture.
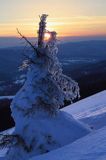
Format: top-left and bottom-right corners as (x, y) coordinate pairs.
(38, 14), (48, 47)
(0, 14), (91, 160)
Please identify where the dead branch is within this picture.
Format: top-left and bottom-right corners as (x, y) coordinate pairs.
(17, 28), (39, 56)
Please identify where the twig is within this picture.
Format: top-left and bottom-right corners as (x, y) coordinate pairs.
(17, 28), (39, 56)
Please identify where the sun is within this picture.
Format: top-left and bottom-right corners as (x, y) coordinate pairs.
(44, 32), (51, 40)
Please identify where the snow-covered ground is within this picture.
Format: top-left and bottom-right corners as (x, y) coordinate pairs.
(0, 90), (106, 160)
(63, 90), (106, 130)
(31, 126), (106, 160)
(30, 90), (106, 160)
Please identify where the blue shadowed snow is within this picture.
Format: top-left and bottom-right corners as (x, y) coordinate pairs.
(0, 90), (106, 160)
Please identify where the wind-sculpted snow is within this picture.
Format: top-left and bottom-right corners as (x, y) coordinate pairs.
(0, 91), (106, 160)
(63, 90), (106, 129)
(31, 126), (106, 160)
(0, 127), (106, 160)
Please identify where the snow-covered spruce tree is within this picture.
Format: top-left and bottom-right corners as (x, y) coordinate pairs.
(1, 14), (90, 160)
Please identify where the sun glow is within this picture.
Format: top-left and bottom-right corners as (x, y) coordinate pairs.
(44, 33), (51, 40)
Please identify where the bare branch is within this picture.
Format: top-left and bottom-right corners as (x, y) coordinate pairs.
(17, 28), (39, 56)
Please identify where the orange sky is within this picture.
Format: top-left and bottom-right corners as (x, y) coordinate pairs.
(0, 0), (106, 37)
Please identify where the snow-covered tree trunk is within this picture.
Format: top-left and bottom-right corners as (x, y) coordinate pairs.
(3, 14), (90, 160)
(38, 14), (48, 47)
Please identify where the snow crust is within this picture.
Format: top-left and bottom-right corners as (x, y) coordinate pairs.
(31, 126), (106, 160)
(63, 90), (106, 129)
(0, 91), (106, 160)
(30, 90), (106, 160)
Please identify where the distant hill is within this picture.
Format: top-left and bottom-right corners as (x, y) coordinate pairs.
(58, 40), (106, 59)
(0, 47), (24, 81)
(0, 40), (106, 80)
(0, 40), (106, 97)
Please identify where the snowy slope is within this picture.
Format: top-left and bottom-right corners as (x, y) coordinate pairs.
(63, 90), (106, 129)
(29, 90), (106, 160)
(0, 90), (106, 160)
(31, 126), (106, 160)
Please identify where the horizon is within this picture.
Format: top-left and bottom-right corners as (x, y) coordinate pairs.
(0, 35), (106, 48)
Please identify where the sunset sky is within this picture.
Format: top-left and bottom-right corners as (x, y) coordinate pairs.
(0, 0), (106, 37)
